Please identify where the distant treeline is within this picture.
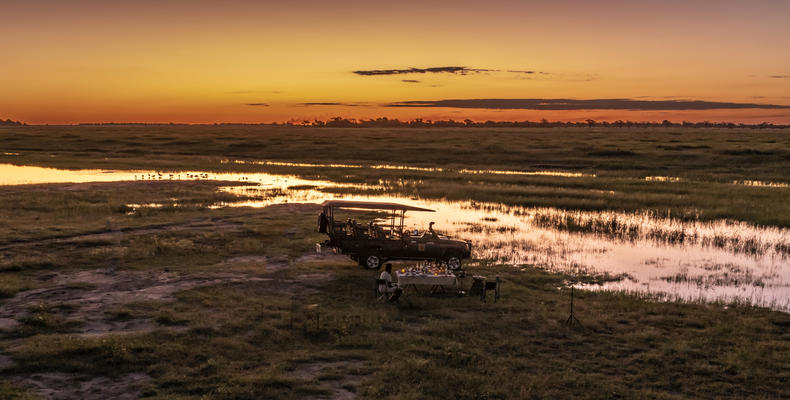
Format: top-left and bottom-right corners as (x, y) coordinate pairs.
(15, 118), (790, 129)
(0, 119), (25, 126)
(298, 117), (790, 129)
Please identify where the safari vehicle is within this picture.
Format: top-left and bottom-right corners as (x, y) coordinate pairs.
(317, 200), (472, 270)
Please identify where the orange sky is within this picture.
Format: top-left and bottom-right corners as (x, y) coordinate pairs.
(1, 0), (789, 124)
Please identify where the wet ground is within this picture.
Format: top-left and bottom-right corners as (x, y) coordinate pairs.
(2, 162), (789, 311)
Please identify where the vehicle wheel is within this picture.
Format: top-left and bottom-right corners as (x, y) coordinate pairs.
(362, 253), (382, 270)
(445, 255), (462, 271)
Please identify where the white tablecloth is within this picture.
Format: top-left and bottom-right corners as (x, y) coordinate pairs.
(396, 272), (458, 287)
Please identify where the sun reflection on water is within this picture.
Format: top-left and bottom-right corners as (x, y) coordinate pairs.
(222, 159), (595, 178)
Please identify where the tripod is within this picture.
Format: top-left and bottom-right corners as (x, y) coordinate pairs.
(565, 284), (582, 328)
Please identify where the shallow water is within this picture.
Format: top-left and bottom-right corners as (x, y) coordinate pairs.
(223, 159), (595, 177)
(0, 163), (334, 187)
(3, 163), (789, 311)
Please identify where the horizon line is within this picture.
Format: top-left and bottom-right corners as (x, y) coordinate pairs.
(4, 118), (790, 128)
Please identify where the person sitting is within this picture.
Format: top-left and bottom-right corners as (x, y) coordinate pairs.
(368, 221), (377, 238)
(429, 221), (438, 238)
(346, 218), (357, 237)
(379, 263), (403, 302)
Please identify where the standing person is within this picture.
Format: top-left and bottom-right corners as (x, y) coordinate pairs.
(317, 211), (328, 233)
(379, 263), (403, 302)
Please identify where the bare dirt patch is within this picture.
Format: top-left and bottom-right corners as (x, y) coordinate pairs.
(0, 269), (268, 336)
(285, 360), (366, 400)
(295, 253), (351, 266)
(270, 273), (335, 296)
(0, 318), (18, 332)
(20, 372), (150, 400)
(0, 353), (12, 370)
(215, 255), (289, 274)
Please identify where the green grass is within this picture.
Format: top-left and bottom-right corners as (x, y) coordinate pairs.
(2, 125), (790, 227)
(2, 127), (790, 398)
(0, 382), (38, 400)
(0, 186), (788, 399)
(2, 125), (790, 183)
(5, 263), (790, 399)
(0, 180), (258, 244)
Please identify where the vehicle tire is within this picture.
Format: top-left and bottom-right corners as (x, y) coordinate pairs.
(362, 253), (383, 270)
(445, 255), (462, 271)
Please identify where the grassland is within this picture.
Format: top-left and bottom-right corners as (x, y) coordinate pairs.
(2, 125), (790, 227)
(0, 181), (788, 399)
(1, 126), (790, 398)
(3, 125), (790, 182)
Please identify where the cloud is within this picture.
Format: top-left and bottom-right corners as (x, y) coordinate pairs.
(633, 95), (684, 99)
(770, 75), (790, 79)
(301, 102), (368, 107)
(385, 98), (790, 110)
(353, 66), (497, 76)
(352, 66), (600, 82)
(507, 70), (549, 75)
(353, 66), (564, 78)
(246, 103), (269, 106)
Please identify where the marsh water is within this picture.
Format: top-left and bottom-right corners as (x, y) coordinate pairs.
(2, 163), (789, 311)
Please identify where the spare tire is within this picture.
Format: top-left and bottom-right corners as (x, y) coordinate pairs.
(445, 255), (462, 271)
(361, 253), (383, 270)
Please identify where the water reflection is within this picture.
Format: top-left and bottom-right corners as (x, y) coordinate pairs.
(645, 176), (683, 182)
(210, 178), (790, 311)
(732, 180), (789, 188)
(223, 159), (595, 178)
(2, 163), (788, 311)
(0, 163), (338, 187)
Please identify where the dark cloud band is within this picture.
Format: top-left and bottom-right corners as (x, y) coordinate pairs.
(301, 102), (367, 107)
(507, 70), (549, 75)
(386, 98), (790, 110)
(353, 66), (496, 76)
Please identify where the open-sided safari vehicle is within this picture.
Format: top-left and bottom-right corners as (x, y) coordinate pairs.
(317, 200), (472, 270)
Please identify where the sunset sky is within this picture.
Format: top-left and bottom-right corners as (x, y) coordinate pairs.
(2, 0), (789, 124)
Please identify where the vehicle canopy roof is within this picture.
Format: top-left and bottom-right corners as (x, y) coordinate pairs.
(320, 200), (434, 212)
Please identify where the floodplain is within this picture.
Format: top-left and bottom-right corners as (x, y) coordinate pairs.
(1, 125), (789, 399)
